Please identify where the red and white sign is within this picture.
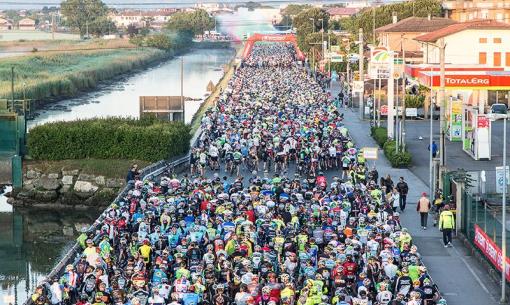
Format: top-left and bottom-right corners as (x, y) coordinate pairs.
(415, 72), (510, 89)
(381, 105), (388, 116)
(477, 116), (489, 128)
(474, 224), (510, 282)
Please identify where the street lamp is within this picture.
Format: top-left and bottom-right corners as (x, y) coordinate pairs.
(487, 112), (508, 303)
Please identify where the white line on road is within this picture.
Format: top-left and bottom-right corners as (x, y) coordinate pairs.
(439, 239), (493, 298)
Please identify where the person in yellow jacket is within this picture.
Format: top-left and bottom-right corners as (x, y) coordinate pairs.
(139, 240), (152, 264)
(439, 204), (455, 247)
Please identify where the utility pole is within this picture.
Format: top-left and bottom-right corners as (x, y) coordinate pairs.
(439, 38), (446, 168)
(328, 30), (332, 75)
(11, 67), (15, 105)
(51, 13), (55, 40)
(358, 28), (364, 120)
(372, 7), (376, 44)
(401, 38), (407, 150)
(387, 51), (395, 139)
(180, 57), (185, 123)
(86, 20), (89, 39)
(395, 53), (399, 152)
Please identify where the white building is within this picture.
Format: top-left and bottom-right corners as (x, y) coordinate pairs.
(109, 9), (177, 28)
(415, 19), (510, 68)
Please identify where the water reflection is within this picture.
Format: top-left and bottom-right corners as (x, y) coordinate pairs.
(28, 48), (235, 128)
(0, 190), (100, 305)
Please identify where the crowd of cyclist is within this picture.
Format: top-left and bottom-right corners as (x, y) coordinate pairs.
(30, 43), (447, 305)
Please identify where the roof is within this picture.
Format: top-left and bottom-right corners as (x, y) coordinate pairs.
(327, 7), (360, 16)
(375, 16), (457, 33)
(0, 17), (12, 25)
(415, 19), (510, 42)
(112, 9), (177, 17)
(18, 18), (35, 25)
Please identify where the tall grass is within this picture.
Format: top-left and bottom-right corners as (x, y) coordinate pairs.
(0, 48), (170, 101)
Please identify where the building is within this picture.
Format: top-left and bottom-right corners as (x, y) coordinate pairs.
(443, 0), (510, 22)
(326, 7), (360, 21)
(376, 16), (458, 53)
(0, 17), (13, 30)
(109, 9), (177, 29)
(18, 18), (35, 31)
(414, 19), (510, 66)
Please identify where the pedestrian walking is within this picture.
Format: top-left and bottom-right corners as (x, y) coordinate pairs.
(396, 176), (409, 212)
(439, 204), (455, 247)
(428, 141), (438, 158)
(416, 192), (431, 229)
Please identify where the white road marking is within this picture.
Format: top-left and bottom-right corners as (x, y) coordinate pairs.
(440, 239), (492, 297)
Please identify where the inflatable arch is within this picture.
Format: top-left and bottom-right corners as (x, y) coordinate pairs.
(242, 33), (305, 61)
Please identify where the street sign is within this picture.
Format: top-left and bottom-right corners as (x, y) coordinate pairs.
(369, 46), (391, 79)
(362, 147), (378, 160)
(381, 105), (388, 116)
(496, 166), (510, 194)
(330, 53), (343, 62)
(352, 81), (364, 93)
(405, 108), (418, 117)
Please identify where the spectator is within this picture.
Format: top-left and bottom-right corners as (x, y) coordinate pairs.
(396, 177), (409, 212)
(416, 192), (431, 229)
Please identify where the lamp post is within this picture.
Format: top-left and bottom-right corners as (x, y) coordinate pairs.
(429, 67), (434, 198)
(310, 18), (315, 73)
(487, 113), (508, 303)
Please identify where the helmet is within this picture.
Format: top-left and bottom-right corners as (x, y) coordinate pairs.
(437, 299), (447, 305)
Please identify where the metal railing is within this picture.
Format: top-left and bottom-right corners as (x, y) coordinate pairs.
(23, 126), (204, 305)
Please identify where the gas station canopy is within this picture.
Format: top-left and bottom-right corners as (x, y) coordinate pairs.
(405, 65), (510, 90)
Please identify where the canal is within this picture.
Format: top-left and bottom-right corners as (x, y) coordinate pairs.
(0, 8), (278, 304)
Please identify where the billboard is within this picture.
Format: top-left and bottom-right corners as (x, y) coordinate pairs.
(369, 46), (391, 79)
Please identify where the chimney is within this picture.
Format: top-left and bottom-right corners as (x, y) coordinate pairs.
(428, 14), (431, 21)
(392, 12), (398, 24)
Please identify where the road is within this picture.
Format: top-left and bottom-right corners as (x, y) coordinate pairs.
(329, 81), (502, 305)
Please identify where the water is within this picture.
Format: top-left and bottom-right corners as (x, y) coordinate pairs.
(0, 186), (101, 305)
(29, 48), (234, 128)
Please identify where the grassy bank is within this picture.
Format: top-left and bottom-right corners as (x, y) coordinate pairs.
(24, 159), (151, 179)
(0, 47), (170, 101)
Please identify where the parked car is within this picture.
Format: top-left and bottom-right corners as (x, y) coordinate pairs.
(490, 103), (508, 114)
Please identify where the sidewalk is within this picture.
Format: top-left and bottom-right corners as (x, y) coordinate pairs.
(339, 106), (501, 305)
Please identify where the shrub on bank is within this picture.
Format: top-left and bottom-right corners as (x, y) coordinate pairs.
(370, 126), (412, 168)
(370, 126), (388, 147)
(383, 140), (412, 168)
(27, 118), (191, 162)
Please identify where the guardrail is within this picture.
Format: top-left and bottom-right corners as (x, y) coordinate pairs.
(23, 126), (204, 305)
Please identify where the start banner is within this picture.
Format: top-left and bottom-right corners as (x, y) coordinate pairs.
(474, 224), (510, 281)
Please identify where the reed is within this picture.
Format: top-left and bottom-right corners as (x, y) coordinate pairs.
(0, 48), (170, 101)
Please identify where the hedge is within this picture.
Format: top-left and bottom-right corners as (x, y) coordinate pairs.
(27, 118), (191, 162)
(370, 126), (412, 167)
(383, 140), (412, 168)
(370, 127), (388, 147)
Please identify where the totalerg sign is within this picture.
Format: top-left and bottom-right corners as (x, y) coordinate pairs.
(474, 224), (510, 281)
(445, 76), (490, 86)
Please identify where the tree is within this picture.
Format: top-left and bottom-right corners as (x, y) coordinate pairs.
(146, 34), (172, 50)
(165, 9), (214, 36)
(61, 0), (113, 37)
(281, 4), (311, 17)
(345, 0), (442, 41)
(293, 8), (329, 52)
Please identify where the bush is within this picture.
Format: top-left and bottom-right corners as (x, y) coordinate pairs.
(370, 126), (388, 147)
(404, 94), (425, 108)
(27, 118), (191, 162)
(383, 140), (412, 168)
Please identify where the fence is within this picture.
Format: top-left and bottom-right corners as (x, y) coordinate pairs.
(22, 124), (204, 305)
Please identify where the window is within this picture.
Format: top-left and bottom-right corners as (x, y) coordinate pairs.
(494, 38), (502, 43)
(494, 52), (502, 66)
(479, 52), (487, 64)
(479, 37), (487, 43)
(506, 53), (510, 67)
